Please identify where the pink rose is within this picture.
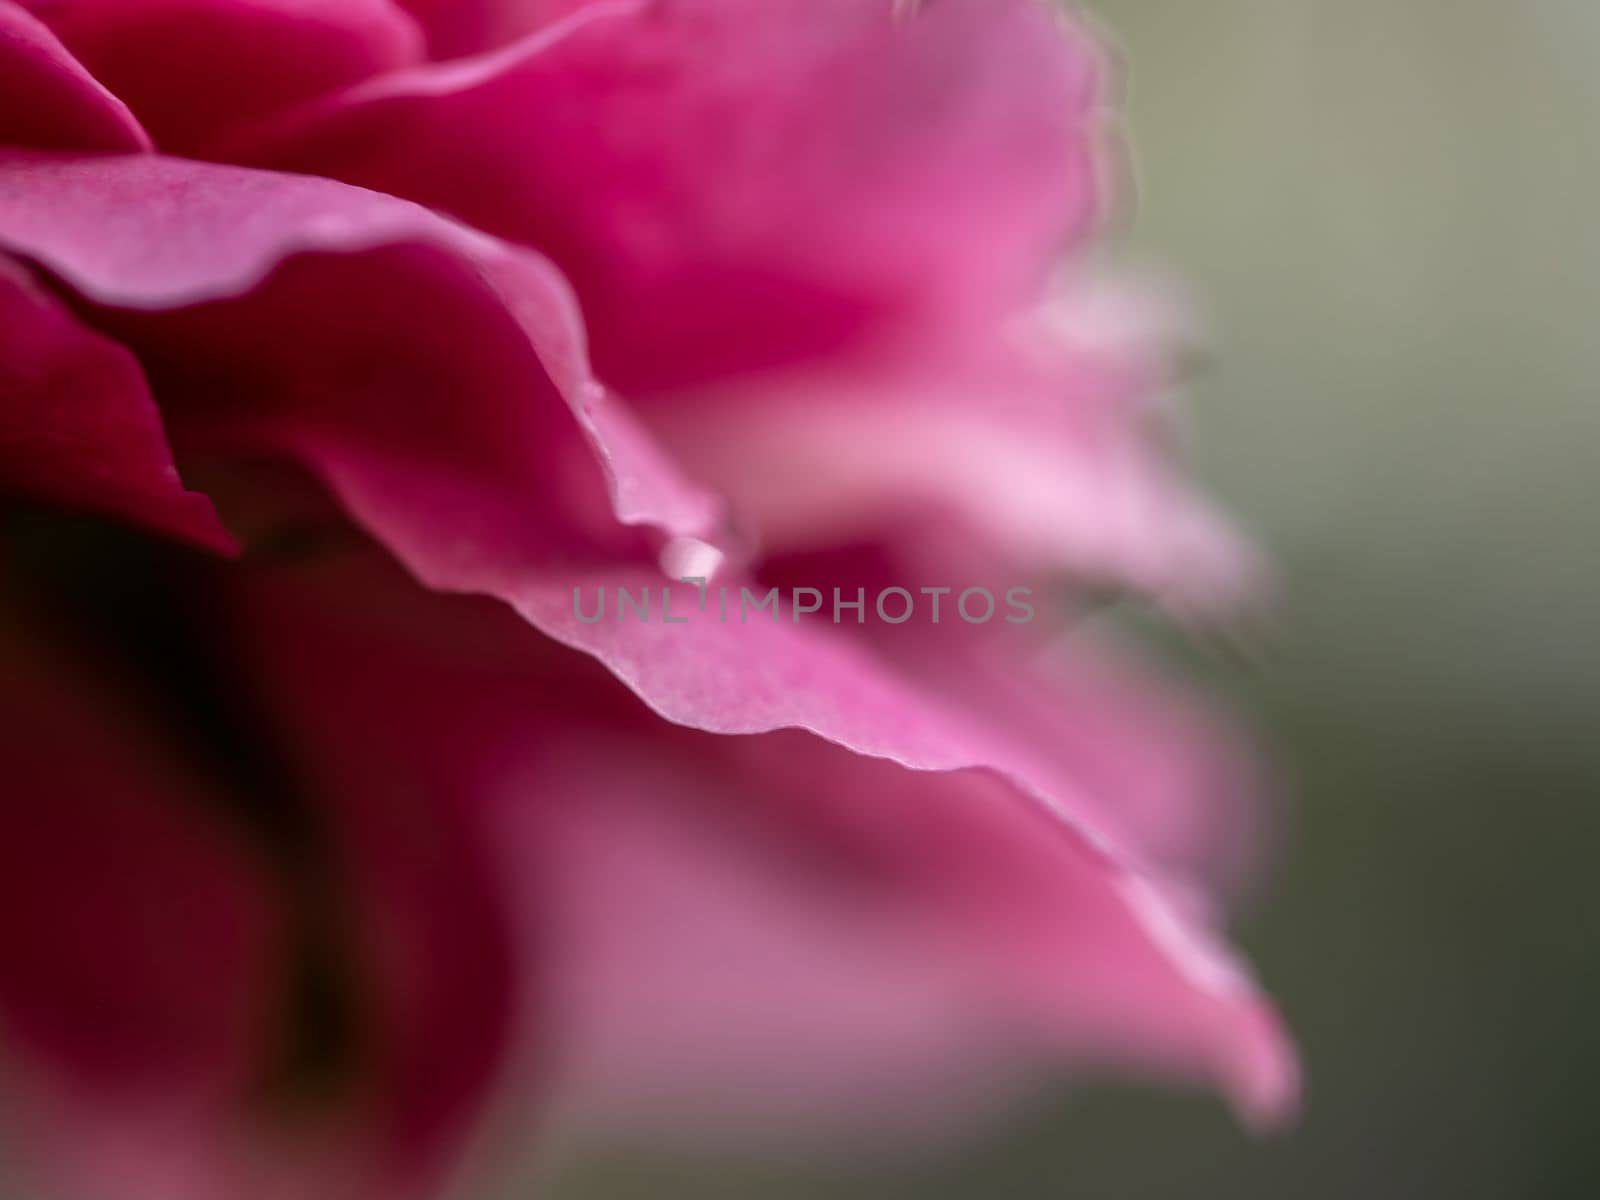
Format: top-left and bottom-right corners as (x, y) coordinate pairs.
(0, 1), (1297, 1196)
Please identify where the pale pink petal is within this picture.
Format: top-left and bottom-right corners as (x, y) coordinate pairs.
(919, 637), (1269, 895)
(642, 354), (1261, 609)
(0, 0), (150, 150)
(20, 0), (425, 154)
(509, 586), (1293, 1130)
(235, 0), (1105, 394)
(0, 256), (234, 550)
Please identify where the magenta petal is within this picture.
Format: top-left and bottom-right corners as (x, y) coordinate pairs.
(0, 153), (724, 550)
(21, 0), (426, 154)
(227, 0), (1247, 603)
(0, 257), (233, 550)
(514, 592), (1292, 1128)
(237, 0), (1104, 394)
(263, 466), (1298, 1126)
(387, 0), (493, 57)
(0, 1), (150, 151)
(533, 737), (1298, 1141)
(878, 630), (1269, 894)
(391, 0), (585, 59)
(211, 551), (1296, 1134)
(220, 565), (525, 1197)
(0, 625), (282, 1200)
(644, 358), (1263, 608)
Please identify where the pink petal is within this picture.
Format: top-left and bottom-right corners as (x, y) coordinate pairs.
(509, 585), (1295, 1129)
(0, 611), (283, 1200)
(534, 735), (1298, 1142)
(0, 555), (522, 1199)
(729, 543), (1265, 887)
(222, 571), (526, 1197)
(921, 638), (1270, 896)
(25, 177), (1286, 1120)
(641, 353), (1262, 609)
(235, 0), (1105, 394)
(0, 1), (150, 151)
(391, 0), (589, 59)
(237, 453), (1298, 1129)
(0, 256), (234, 551)
(230, 3), (1247, 604)
(223, 552), (1298, 1135)
(0, 148), (1292, 1125)
(21, 0), (426, 154)
(0, 153), (725, 550)
(809, 592), (1269, 893)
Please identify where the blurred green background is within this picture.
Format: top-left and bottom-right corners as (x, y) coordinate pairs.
(550, 2), (1600, 1197)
